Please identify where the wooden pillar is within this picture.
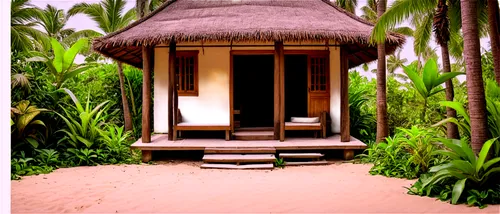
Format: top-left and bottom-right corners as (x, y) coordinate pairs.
(340, 47), (350, 142)
(167, 41), (176, 141)
(273, 42), (281, 140)
(277, 42), (285, 142)
(142, 46), (153, 143)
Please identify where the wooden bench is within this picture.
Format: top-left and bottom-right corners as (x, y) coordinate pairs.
(173, 110), (231, 141)
(284, 111), (327, 138)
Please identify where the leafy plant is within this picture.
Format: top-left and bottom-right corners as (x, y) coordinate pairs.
(349, 73), (376, 143)
(98, 124), (132, 161)
(434, 101), (471, 140)
(402, 59), (463, 120)
(421, 138), (500, 205)
(56, 88), (109, 148)
(67, 148), (97, 166)
(11, 100), (48, 149)
(274, 158), (285, 168)
(358, 126), (442, 179)
(11, 151), (54, 179)
(467, 189), (500, 208)
(35, 149), (59, 166)
(399, 126), (441, 173)
(27, 38), (95, 88)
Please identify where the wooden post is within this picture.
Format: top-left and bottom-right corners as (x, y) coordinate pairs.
(167, 41), (176, 141)
(141, 46), (154, 163)
(278, 42), (285, 142)
(340, 47), (350, 142)
(172, 51), (179, 141)
(273, 42), (281, 140)
(142, 46), (153, 143)
(343, 149), (354, 160)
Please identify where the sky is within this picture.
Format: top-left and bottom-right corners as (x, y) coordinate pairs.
(30, 0), (493, 79)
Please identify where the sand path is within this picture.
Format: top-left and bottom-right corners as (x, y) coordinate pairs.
(11, 162), (500, 213)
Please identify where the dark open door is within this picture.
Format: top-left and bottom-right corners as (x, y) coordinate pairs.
(307, 54), (330, 117)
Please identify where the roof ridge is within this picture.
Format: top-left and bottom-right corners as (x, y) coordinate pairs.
(319, 0), (375, 27)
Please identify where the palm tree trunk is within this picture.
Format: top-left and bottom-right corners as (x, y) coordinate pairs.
(488, 0), (500, 84)
(440, 43), (460, 139)
(136, 0), (148, 19)
(376, 0), (388, 143)
(117, 62), (133, 131)
(461, 0), (489, 153)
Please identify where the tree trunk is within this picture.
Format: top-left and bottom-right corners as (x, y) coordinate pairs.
(136, 0), (148, 19)
(440, 43), (460, 139)
(461, 0), (489, 153)
(117, 62), (133, 131)
(488, 0), (500, 84)
(376, 0), (389, 143)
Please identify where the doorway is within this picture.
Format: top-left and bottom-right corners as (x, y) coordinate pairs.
(284, 55), (308, 121)
(233, 55), (274, 128)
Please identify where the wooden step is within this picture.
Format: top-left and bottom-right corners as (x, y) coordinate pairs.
(279, 153), (324, 159)
(203, 154), (275, 163)
(201, 163), (274, 170)
(285, 160), (329, 166)
(205, 147), (276, 154)
(233, 131), (274, 140)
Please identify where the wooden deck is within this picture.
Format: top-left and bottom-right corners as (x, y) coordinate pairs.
(131, 134), (367, 151)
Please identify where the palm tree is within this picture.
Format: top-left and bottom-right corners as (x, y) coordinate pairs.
(375, 0), (389, 143)
(387, 50), (408, 75)
(487, 0), (500, 84)
(11, 0), (47, 52)
(35, 4), (101, 47)
(34, 4), (101, 58)
(360, 0), (377, 22)
(370, 0), (489, 139)
(335, 0), (357, 14)
(460, 0), (489, 153)
(68, 0), (136, 132)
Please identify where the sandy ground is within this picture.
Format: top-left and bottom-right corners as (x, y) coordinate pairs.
(11, 162), (500, 214)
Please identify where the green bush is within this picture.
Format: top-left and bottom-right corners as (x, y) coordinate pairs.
(407, 138), (500, 208)
(358, 126), (444, 179)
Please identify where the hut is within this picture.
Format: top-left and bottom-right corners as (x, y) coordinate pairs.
(93, 0), (405, 162)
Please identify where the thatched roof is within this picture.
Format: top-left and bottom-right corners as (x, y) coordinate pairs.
(93, 0), (405, 68)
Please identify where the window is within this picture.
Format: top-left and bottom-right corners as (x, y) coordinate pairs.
(175, 51), (199, 96)
(309, 55), (328, 92)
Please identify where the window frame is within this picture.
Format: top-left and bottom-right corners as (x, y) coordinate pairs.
(175, 50), (199, 96)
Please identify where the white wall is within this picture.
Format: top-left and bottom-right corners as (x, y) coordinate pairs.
(154, 41), (342, 134)
(329, 47), (341, 134)
(153, 46), (230, 133)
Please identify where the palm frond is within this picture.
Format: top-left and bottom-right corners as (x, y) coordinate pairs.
(371, 0), (437, 43)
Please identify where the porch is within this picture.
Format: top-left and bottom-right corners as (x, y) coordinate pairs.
(132, 134), (367, 162)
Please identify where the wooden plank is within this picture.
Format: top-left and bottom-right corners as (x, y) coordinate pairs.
(141, 46), (153, 143)
(233, 131), (274, 136)
(205, 147), (276, 154)
(175, 125), (230, 131)
(203, 154), (275, 163)
(200, 163), (274, 170)
(167, 41), (176, 141)
(285, 126), (322, 131)
(340, 47), (350, 142)
(274, 42), (280, 140)
(279, 153), (324, 158)
(285, 160), (329, 166)
(130, 134), (368, 151)
(278, 42), (285, 142)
